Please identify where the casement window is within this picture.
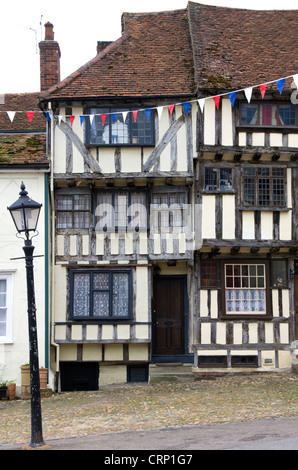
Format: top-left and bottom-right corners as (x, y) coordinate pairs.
(201, 259), (218, 288)
(151, 190), (188, 232)
(243, 167), (286, 208)
(95, 190), (148, 231)
(222, 261), (270, 318)
(241, 103), (297, 127)
(0, 274), (13, 343)
(56, 194), (91, 229)
(204, 168), (233, 192)
(85, 108), (155, 146)
(70, 269), (132, 319)
(272, 260), (288, 288)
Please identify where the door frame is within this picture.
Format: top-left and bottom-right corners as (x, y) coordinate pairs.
(151, 275), (193, 363)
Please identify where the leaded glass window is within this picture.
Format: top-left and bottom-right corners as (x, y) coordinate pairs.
(85, 108), (155, 146)
(95, 190), (148, 231)
(56, 194), (91, 229)
(151, 191), (188, 231)
(71, 270), (132, 319)
(204, 168), (233, 192)
(243, 167), (286, 208)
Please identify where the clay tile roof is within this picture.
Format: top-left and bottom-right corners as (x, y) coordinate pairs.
(187, 2), (298, 91)
(0, 93), (46, 132)
(0, 93), (48, 167)
(40, 8), (196, 100)
(39, 2), (298, 102)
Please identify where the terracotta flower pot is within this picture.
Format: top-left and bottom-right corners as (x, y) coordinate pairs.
(7, 384), (16, 400)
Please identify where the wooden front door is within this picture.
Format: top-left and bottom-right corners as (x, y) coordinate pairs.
(153, 276), (186, 356)
(295, 274), (298, 340)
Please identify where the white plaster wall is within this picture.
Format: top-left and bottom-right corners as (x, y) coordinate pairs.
(0, 173), (46, 386)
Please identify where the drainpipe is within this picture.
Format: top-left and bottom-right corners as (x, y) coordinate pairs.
(44, 172), (49, 370)
(48, 101), (60, 392)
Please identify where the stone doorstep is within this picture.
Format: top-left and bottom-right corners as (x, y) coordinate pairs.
(149, 363), (194, 382)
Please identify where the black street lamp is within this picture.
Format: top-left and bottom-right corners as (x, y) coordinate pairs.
(7, 182), (45, 448)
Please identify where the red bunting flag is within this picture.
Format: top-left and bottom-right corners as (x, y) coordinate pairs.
(70, 116), (75, 127)
(132, 110), (138, 122)
(101, 114), (107, 126)
(259, 84), (267, 99)
(168, 104), (175, 117)
(213, 96), (220, 110)
(26, 111), (35, 122)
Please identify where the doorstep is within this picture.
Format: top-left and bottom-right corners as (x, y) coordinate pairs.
(149, 363), (195, 384)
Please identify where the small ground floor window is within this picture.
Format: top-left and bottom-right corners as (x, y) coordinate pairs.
(60, 362), (99, 392)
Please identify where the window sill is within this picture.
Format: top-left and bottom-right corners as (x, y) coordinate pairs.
(86, 143), (155, 148)
(240, 207), (290, 212)
(0, 340), (13, 345)
(237, 125), (298, 133)
(222, 315), (273, 321)
(201, 190), (236, 195)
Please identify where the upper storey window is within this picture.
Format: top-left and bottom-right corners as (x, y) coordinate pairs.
(243, 167), (286, 208)
(85, 108), (155, 146)
(241, 103), (297, 127)
(204, 168), (233, 192)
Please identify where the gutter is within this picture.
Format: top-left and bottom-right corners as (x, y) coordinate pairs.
(0, 165), (50, 171)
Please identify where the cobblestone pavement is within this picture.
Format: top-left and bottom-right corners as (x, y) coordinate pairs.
(0, 372), (297, 448)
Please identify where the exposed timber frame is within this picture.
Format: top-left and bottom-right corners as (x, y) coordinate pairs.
(56, 117), (102, 173)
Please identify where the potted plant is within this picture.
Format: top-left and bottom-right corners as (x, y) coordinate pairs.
(6, 380), (16, 401)
(0, 380), (7, 400)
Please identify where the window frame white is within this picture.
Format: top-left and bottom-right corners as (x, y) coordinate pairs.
(0, 273), (13, 343)
(221, 260), (271, 319)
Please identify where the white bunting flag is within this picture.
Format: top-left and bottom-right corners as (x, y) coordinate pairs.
(7, 111), (16, 122)
(122, 111), (128, 122)
(292, 74), (298, 89)
(89, 114), (96, 126)
(198, 99), (205, 113)
(58, 115), (63, 125)
(244, 87), (253, 103)
(157, 107), (163, 120)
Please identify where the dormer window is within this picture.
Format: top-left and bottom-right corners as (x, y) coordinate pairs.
(241, 103), (297, 127)
(85, 107), (155, 146)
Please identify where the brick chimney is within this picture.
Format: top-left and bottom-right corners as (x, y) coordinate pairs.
(39, 22), (61, 92)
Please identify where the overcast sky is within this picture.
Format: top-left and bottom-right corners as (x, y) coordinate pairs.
(1, 0), (297, 94)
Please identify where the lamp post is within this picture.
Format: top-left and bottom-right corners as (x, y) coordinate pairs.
(7, 182), (45, 448)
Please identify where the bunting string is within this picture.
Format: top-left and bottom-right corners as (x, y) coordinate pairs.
(1, 74), (298, 125)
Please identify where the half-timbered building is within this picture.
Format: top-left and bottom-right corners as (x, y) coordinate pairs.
(189, 3), (298, 374)
(39, 3), (298, 389)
